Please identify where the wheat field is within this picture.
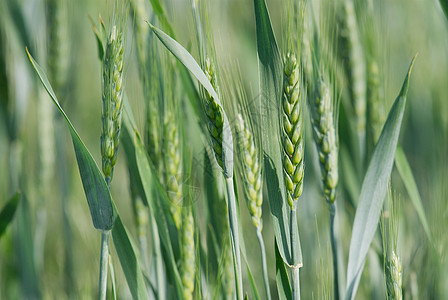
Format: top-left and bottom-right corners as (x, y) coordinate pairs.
(0, 0), (447, 299)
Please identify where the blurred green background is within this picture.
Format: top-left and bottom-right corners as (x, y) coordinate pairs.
(0, 0), (447, 298)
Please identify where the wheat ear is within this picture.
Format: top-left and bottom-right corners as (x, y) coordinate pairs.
(181, 207), (196, 300)
(201, 57), (224, 169)
(101, 25), (124, 184)
(163, 109), (183, 229)
(310, 78), (338, 203)
(283, 51), (305, 209)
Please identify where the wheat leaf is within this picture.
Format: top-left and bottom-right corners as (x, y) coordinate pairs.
(346, 55), (417, 300)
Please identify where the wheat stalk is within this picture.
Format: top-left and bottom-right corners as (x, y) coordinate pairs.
(309, 75), (339, 299)
(98, 10), (126, 300)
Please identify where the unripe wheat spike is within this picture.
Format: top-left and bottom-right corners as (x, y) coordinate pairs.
(282, 52), (305, 209)
(201, 57), (224, 169)
(386, 250), (402, 300)
(310, 78), (338, 203)
(236, 114), (263, 230)
(181, 208), (195, 300)
(101, 25), (124, 183)
(163, 110), (183, 230)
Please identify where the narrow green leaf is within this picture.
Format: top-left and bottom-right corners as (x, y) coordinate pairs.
(345, 56), (417, 300)
(148, 23), (234, 179)
(109, 254), (117, 300)
(0, 192), (20, 238)
(26, 48), (114, 231)
(275, 241), (292, 300)
(88, 15), (105, 60)
(111, 211), (148, 300)
(246, 262), (261, 300)
(395, 146), (433, 244)
(440, 0), (448, 20)
(27, 49), (147, 299)
(254, 0), (301, 267)
(16, 194), (40, 298)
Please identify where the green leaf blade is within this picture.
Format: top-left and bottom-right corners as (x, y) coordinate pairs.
(345, 56), (417, 300)
(275, 240), (292, 300)
(26, 48), (114, 231)
(395, 146), (433, 244)
(111, 211), (148, 300)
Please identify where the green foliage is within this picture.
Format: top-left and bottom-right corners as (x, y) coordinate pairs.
(346, 56), (416, 300)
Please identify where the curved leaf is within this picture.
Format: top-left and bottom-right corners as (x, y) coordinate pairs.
(148, 23), (234, 179)
(111, 212), (148, 300)
(26, 48), (114, 231)
(27, 49), (148, 299)
(345, 56), (417, 300)
(395, 146), (433, 244)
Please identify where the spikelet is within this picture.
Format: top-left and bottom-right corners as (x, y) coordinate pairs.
(201, 57), (224, 169)
(309, 78), (338, 203)
(386, 250), (402, 300)
(235, 114), (263, 229)
(337, 0), (367, 152)
(101, 25), (125, 182)
(129, 0), (148, 70)
(46, 0), (69, 98)
(282, 52), (305, 209)
(367, 58), (383, 143)
(181, 207), (195, 300)
(163, 109), (183, 229)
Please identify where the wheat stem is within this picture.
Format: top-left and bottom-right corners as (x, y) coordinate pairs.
(98, 230), (110, 300)
(149, 209), (165, 300)
(290, 206), (300, 300)
(256, 228), (271, 300)
(225, 177), (243, 300)
(330, 203), (339, 300)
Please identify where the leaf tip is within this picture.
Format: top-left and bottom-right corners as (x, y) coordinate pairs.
(25, 46), (33, 65)
(146, 21), (155, 30)
(399, 55), (417, 97)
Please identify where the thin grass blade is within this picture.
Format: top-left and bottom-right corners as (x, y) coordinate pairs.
(395, 146), (433, 244)
(275, 241), (292, 300)
(111, 211), (148, 300)
(345, 56), (417, 300)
